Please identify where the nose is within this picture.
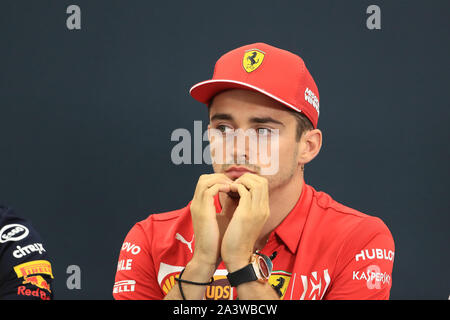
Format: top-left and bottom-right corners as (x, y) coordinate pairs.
(228, 128), (255, 165)
(209, 128), (258, 165)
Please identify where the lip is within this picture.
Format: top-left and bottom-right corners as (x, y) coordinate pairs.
(225, 166), (255, 179)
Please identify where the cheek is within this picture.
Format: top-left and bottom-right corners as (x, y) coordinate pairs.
(266, 135), (294, 158)
(257, 136), (297, 176)
(276, 141), (298, 171)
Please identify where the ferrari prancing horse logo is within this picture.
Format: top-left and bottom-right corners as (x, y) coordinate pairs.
(243, 49), (265, 73)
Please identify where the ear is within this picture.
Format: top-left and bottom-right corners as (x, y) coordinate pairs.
(297, 129), (322, 165)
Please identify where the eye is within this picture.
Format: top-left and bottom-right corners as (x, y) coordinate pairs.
(256, 128), (273, 136)
(216, 124), (234, 134)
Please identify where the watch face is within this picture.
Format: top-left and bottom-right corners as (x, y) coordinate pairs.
(258, 256), (270, 278)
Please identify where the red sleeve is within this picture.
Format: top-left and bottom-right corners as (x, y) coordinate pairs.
(325, 217), (395, 300)
(113, 221), (163, 300)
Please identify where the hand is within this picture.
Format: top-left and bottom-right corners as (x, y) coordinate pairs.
(189, 173), (233, 268)
(221, 173), (270, 272)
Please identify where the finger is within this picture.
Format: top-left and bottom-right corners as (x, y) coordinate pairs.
(234, 172), (267, 189)
(204, 183), (232, 198)
(193, 183), (231, 220)
(237, 174), (270, 215)
(229, 183), (251, 208)
(234, 173), (265, 204)
(194, 174), (233, 199)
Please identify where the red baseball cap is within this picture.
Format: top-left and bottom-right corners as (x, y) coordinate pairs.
(189, 42), (320, 128)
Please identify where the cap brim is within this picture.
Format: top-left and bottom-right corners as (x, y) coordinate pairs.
(189, 79), (302, 113)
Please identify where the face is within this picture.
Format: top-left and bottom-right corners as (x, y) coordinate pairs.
(208, 89), (303, 192)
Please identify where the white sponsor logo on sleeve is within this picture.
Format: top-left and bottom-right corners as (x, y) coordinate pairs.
(0, 224), (29, 243)
(113, 280), (136, 293)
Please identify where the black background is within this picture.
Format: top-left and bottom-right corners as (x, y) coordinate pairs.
(0, 0), (448, 299)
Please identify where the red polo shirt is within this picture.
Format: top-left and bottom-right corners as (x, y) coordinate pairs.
(113, 181), (395, 300)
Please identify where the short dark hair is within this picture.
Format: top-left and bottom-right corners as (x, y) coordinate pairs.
(286, 108), (314, 141)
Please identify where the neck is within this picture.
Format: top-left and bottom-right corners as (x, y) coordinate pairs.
(257, 171), (304, 249)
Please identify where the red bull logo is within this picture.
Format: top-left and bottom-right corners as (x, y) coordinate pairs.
(22, 275), (51, 292)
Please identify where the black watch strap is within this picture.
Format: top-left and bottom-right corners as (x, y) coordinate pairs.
(226, 264), (257, 287)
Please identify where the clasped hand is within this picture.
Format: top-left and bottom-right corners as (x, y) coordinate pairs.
(189, 173), (270, 272)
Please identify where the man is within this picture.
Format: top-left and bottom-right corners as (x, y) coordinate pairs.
(113, 42), (395, 300)
(0, 204), (54, 300)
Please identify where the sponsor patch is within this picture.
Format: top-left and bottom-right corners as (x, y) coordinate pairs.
(0, 224), (29, 243)
(352, 264), (391, 289)
(113, 280), (136, 294)
(269, 271), (291, 299)
(14, 260), (53, 292)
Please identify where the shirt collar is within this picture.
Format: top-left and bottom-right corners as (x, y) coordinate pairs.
(273, 181), (313, 254)
(213, 180), (313, 254)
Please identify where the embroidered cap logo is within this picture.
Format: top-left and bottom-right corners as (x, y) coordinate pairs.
(243, 49), (265, 73)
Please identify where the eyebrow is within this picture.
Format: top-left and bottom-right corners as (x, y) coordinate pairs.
(210, 113), (285, 126)
(210, 113), (233, 122)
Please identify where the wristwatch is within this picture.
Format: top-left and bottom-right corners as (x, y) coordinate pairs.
(226, 252), (273, 287)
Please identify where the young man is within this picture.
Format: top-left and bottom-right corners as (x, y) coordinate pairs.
(113, 43), (395, 300)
